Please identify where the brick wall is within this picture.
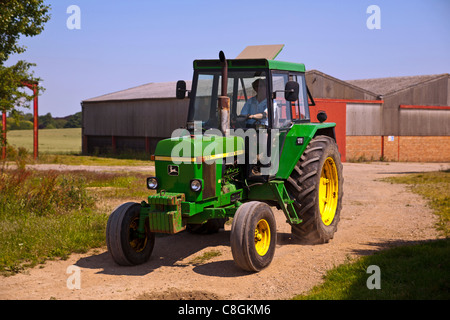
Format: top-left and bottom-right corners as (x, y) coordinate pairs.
(346, 136), (381, 161)
(383, 136), (398, 161)
(346, 136), (450, 162)
(399, 136), (450, 162)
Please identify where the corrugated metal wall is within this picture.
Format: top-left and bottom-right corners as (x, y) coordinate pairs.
(382, 77), (449, 136)
(83, 99), (189, 137)
(82, 98), (189, 154)
(400, 109), (450, 136)
(346, 103), (382, 135)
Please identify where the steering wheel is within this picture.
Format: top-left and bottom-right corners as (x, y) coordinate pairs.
(232, 115), (248, 128)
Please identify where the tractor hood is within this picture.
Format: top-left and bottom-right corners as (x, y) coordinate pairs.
(154, 134), (244, 164)
(152, 134), (244, 202)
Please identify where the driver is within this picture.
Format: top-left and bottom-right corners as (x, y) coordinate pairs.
(240, 78), (268, 126)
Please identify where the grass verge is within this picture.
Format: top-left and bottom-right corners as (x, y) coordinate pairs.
(293, 169), (450, 300)
(0, 165), (151, 276)
(381, 169), (449, 237)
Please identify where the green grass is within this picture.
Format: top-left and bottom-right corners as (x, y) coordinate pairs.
(7, 128), (82, 154)
(293, 239), (449, 300)
(37, 154), (154, 167)
(293, 170), (450, 300)
(0, 167), (152, 276)
(5, 128), (154, 166)
(189, 250), (222, 265)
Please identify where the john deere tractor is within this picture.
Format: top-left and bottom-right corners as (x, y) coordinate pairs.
(106, 49), (343, 272)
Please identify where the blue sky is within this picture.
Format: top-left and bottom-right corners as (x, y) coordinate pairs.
(5, 0), (450, 117)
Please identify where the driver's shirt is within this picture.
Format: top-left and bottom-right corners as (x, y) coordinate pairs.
(240, 97), (268, 125)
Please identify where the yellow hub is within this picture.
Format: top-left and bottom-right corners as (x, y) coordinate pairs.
(319, 157), (339, 226)
(254, 219), (271, 256)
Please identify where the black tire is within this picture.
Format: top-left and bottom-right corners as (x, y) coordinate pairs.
(106, 202), (155, 266)
(230, 201), (277, 272)
(286, 135), (344, 244)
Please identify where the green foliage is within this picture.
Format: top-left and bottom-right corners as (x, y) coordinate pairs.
(0, 166), (105, 274)
(5, 112), (83, 131)
(64, 112), (82, 128)
(6, 117), (33, 130)
(0, 0), (51, 63)
(0, 0), (50, 130)
(0, 155), (150, 275)
(0, 60), (43, 113)
(38, 112), (54, 128)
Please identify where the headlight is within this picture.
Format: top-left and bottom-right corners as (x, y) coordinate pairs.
(147, 177), (158, 189)
(190, 179), (202, 192)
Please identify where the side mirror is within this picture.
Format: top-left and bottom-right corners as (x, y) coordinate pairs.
(176, 80), (187, 99)
(285, 81), (299, 102)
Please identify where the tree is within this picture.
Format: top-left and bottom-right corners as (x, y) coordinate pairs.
(0, 0), (51, 63)
(0, 0), (50, 149)
(64, 112), (82, 128)
(0, 0), (51, 113)
(0, 60), (41, 113)
(38, 112), (55, 129)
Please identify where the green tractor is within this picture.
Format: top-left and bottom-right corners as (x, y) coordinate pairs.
(106, 49), (343, 272)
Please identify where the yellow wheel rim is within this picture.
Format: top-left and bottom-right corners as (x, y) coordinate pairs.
(254, 219), (271, 256)
(319, 157), (339, 226)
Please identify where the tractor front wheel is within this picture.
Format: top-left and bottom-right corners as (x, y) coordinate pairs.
(106, 202), (155, 266)
(230, 201), (277, 272)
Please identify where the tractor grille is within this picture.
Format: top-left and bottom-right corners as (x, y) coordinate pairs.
(202, 163), (216, 199)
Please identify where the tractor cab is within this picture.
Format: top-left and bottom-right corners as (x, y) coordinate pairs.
(180, 59), (311, 131)
(176, 57), (314, 181)
(178, 59), (311, 127)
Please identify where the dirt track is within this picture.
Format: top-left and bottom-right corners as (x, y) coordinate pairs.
(0, 162), (448, 300)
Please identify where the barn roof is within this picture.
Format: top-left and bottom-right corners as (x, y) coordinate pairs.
(83, 81), (192, 102)
(306, 69), (379, 98)
(346, 73), (449, 96)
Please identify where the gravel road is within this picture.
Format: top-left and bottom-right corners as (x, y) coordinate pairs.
(0, 162), (448, 300)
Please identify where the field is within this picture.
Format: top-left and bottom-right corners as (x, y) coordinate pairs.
(6, 128), (81, 154)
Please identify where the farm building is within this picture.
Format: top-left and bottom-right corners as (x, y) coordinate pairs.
(81, 71), (450, 162)
(82, 81), (191, 155)
(306, 71), (450, 162)
(346, 73), (450, 161)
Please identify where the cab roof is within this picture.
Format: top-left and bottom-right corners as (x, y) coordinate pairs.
(193, 59), (306, 73)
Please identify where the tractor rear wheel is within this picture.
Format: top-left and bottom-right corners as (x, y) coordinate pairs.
(106, 202), (155, 265)
(286, 135), (343, 244)
(230, 201), (277, 272)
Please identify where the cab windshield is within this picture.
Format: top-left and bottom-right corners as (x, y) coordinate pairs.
(187, 69), (310, 130)
(188, 70), (268, 130)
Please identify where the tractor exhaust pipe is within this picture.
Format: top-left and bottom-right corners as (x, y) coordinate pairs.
(218, 51), (230, 135)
